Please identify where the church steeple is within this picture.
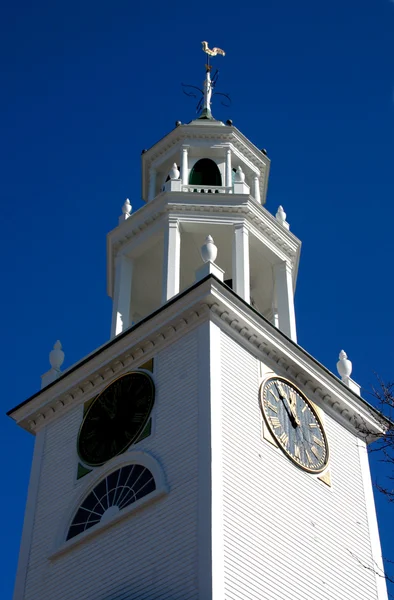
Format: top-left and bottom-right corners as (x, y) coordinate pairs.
(107, 46), (300, 342)
(8, 43), (389, 600)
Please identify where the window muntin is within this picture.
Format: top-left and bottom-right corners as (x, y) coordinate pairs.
(66, 464), (156, 541)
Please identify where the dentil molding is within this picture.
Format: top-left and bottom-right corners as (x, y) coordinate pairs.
(10, 278), (386, 442)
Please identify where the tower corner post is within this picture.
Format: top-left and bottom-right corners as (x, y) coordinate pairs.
(12, 428), (46, 600)
(273, 261), (297, 342)
(111, 253), (133, 338)
(232, 223), (250, 303)
(197, 321), (225, 599)
(225, 148), (232, 190)
(148, 168), (157, 202)
(162, 218), (181, 304)
(181, 147), (189, 186)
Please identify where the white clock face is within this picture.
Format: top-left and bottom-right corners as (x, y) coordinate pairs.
(260, 377), (329, 473)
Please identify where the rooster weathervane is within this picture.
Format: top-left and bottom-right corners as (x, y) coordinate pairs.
(182, 41), (230, 119)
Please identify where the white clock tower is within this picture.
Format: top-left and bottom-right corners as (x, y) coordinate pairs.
(9, 48), (389, 600)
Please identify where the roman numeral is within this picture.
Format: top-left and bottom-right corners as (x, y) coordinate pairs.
(289, 389), (296, 404)
(305, 449), (312, 464)
(264, 400), (278, 413)
(132, 413), (145, 422)
(313, 435), (324, 447)
(279, 432), (289, 446)
(311, 446), (320, 459)
(294, 444), (301, 460)
(276, 381), (286, 397)
(270, 416), (281, 429)
(309, 423), (318, 429)
(302, 405), (308, 413)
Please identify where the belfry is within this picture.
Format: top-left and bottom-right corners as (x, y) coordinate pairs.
(9, 43), (389, 600)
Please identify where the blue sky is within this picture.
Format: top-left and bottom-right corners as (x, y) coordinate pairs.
(1, 0), (394, 597)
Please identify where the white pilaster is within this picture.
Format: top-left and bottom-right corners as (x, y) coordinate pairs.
(253, 175), (261, 203)
(198, 321), (225, 600)
(358, 440), (389, 600)
(273, 261), (297, 342)
(148, 168), (157, 201)
(272, 303), (279, 328)
(232, 223), (250, 303)
(110, 253), (133, 338)
(162, 218), (181, 303)
(181, 147), (189, 186)
(13, 427), (46, 600)
(225, 148), (232, 189)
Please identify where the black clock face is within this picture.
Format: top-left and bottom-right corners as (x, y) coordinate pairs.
(77, 372), (155, 467)
(260, 377), (329, 473)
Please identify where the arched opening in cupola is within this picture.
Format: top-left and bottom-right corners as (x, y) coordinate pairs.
(189, 159), (222, 187)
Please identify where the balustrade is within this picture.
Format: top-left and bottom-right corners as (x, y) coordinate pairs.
(181, 184), (232, 194)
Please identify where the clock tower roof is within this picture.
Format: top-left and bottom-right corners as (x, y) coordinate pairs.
(7, 274), (390, 444)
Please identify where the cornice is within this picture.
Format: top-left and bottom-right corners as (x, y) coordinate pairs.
(107, 193), (301, 296)
(206, 285), (387, 442)
(141, 124), (270, 203)
(9, 277), (387, 442)
(144, 126), (269, 168)
(10, 298), (212, 433)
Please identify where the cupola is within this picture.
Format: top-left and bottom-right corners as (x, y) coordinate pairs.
(107, 47), (301, 343)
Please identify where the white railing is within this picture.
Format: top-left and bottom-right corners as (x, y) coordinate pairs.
(181, 185), (233, 194)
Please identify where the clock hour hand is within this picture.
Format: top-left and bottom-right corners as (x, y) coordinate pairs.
(288, 389), (301, 426)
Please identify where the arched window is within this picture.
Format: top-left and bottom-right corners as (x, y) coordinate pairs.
(66, 464), (156, 541)
(189, 159), (222, 187)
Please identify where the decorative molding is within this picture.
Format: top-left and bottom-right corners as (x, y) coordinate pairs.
(318, 469), (332, 487)
(145, 129), (268, 173)
(12, 279), (386, 443)
(107, 193), (300, 297)
(20, 307), (206, 432)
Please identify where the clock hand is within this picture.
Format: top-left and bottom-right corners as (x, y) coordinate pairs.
(274, 382), (300, 427)
(289, 395), (300, 427)
(276, 390), (297, 429)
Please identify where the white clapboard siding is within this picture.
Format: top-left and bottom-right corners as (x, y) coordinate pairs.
(23, 330), (200, 600)
(220, 330), (380, 600)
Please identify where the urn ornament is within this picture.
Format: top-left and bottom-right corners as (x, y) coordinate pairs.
(337, 350), (352, 380)
(49, 341), (65, 371)
(169, 163), (180, 180)
(234, 166), (245, 183)
(200, 235), (218, 263)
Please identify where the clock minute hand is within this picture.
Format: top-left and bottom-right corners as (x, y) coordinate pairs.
(275, 382), (300, 427)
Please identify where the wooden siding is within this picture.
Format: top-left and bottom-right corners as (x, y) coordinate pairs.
(220, 330), (381, 600)
(22, 331), (200, 600)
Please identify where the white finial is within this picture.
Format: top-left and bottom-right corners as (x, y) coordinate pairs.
(202, 69), (213, 118)
(276, 205), (290, 230)
(337, 350), (352, 380)
(49, 340), (65, 371)
(276, 205), (286, 224)
(41, 341), (65, 389)
(119, 199), (132, 224)
(234, 166), (245, 183)
(122, 198), (132, 216)
(168, 163), (180, 180)
(200, 235), (218, 263)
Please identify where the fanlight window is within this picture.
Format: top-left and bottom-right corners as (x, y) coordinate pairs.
(67, 464), (156, 541)
(189, 158), (222, 186)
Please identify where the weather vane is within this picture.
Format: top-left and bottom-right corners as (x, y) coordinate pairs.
(182, 41), (230, 119)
